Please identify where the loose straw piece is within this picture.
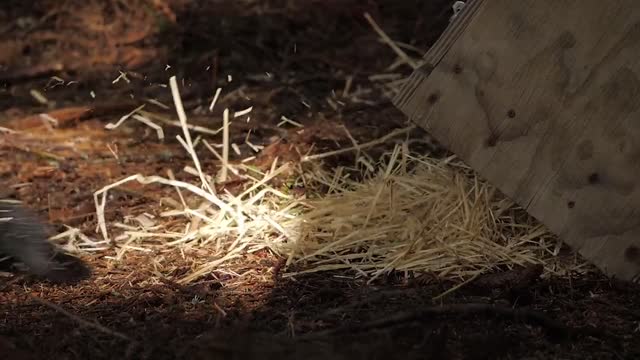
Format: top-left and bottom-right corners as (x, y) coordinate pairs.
(363, 12), (419, 70)
(220, 108), (230, 182)
(169, 76), (216, 196)
(302, 125), (415, 162)
(209, 87), (222, 111)
(29, 294), (132, 342)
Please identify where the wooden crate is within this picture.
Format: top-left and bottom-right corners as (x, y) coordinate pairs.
(394, 0), (640, 282)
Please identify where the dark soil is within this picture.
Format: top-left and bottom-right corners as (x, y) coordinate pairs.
(0, 1), (639, 359)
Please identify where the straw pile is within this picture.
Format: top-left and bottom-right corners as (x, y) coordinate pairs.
(88, 75), (558, 285)
(279, 147), (556, 282)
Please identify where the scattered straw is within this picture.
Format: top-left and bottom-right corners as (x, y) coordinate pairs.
(132, 114), (164, 140)
(343, 76), (354, 98)
(301, 125), (415, 162)
(146, 98), (170, 109)
(88, 71), (564, 286)
(105, 105), (146, 130)
(112, 71), (131, 84)
(278, 115), (303, 128)
(30, 89), (49, 104)
(139, 110), (224, 136)
(234, 106), (253, 118)
(209, 87), (222, 111)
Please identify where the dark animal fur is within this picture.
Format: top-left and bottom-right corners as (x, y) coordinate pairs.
(0, 201), (91, 284)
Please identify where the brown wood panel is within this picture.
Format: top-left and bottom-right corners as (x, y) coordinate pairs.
(394, 0), (640, 282)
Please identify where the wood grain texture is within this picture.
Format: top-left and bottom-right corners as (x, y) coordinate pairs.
(394, 0), (640, 282)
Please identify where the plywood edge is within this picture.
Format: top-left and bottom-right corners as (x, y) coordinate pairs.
(390, 0), (640, 282)
(392, 0), (485, 112)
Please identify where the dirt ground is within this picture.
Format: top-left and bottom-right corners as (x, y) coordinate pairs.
(1, 1), (639, 359)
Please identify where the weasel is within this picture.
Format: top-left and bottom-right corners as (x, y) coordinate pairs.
(0, 201), (91, 284)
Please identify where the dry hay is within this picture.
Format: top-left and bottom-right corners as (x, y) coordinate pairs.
(280, 149), (558, 282)
(17, 9), (581, 286)
(73, 75), (577, 287)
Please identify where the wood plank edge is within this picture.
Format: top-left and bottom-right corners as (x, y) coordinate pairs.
(392, 0), (486, 113)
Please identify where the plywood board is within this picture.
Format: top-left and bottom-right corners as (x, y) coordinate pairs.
(394, 0), (640, 282)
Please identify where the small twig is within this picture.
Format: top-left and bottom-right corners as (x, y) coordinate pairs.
(322, 288), (427, 316)
(304, 303), (609, 341)
(12, 146), (65, 161)
(432, 272), (481, 301)
(301, 126), (415, 162)
(28, 294), (132, 342)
